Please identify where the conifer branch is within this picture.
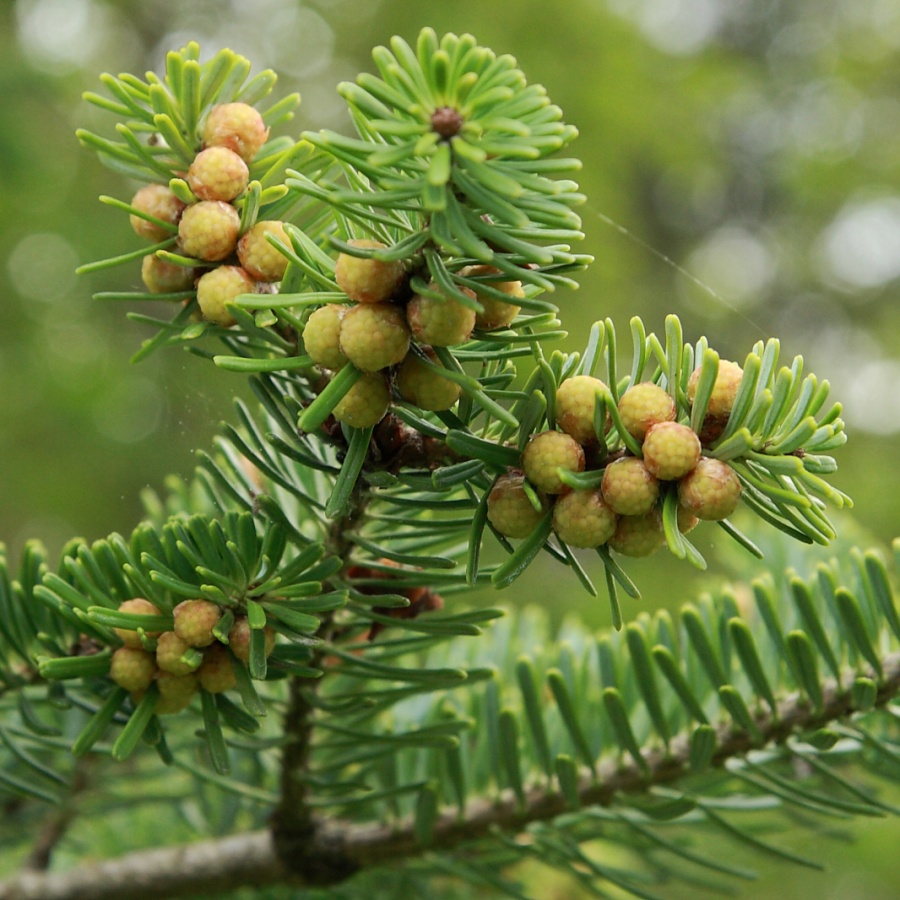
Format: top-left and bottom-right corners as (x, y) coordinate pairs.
(2, 651), (896, 900)
(0, 830), (287, 900)
(2, 32), (894, 900)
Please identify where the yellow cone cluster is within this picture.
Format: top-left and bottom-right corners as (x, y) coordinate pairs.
(126, 102), (288, 327)
(107, 598), (276, 714)
(305, 246), (523, 428)
(487, 365), (743, 557)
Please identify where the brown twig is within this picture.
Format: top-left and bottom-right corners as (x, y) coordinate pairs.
(24, 760), (92, 872)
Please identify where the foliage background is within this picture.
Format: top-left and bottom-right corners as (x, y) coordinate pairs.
(0, 0), (897, 896)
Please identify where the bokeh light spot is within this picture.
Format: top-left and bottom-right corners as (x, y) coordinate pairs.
(686, 226), (775, 310)
(7, 233), (79, 306)
(92, 376), (166, 444)
(817, 196), (900, 290)
(15, 0), (108, 73)
(608, 0), (723, 56)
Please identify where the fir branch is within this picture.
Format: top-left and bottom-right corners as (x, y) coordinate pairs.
(2, 650), (897, 900)
(0, 829), (288, 900)
(4, 32), (888, 900)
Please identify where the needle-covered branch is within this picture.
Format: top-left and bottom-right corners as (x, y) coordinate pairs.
(2, 647), (897, 900)
(0, 28), (892, 900)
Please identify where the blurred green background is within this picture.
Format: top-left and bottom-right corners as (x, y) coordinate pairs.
(1, 0), (898, 896)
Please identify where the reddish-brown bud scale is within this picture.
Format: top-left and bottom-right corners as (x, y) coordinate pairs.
(431, 106), (464, 138)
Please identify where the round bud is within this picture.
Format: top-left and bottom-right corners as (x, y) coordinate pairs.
(237, 220), (290, 282)
(228, 618), (276, 663)
(339, 302), (411, 372)
(129, 184), (184, 242)
(687, 360), (743, 418)
(617, 383), (676, 442)
(396, 348), (462, 411)
(552, 488), (618, 549)
(333, 373), (391, 428)
(197, 643), (238, 694)
(202, 102), (270, 163)
(461, 265), (523, 330)
(113, 598), (163, 649)
(687, 360), (744, 444)
(406, 285), (477, 347)
(304, 305), (348, 369)
(109, 647), (157, 692)
(335, 239), (405, 304)
(642, 422), (702, 481)
(678, 458), (742, 521)
(141, 254), (195, 294)
(154, 671), (198, 715)
(173, 599), (222, 648)
(177, 200), (241, 262)
(608, 510), (665, 558)
(601, 457), (659, 516)
(196, 265), (255, 327)
(522, 430), (586, 495)
(156, 630), (200, 676)
(486, 474), (546, 539)
(187, 146), (249, 202)
(556, 375), (609, 445)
